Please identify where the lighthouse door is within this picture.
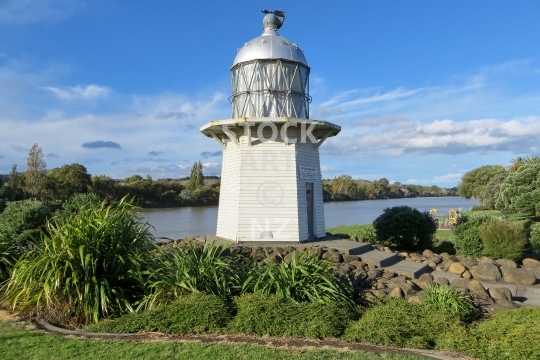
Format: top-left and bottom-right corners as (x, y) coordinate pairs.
(305, 182), (315, 238)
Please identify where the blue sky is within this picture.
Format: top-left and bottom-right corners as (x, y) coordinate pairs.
(1, 0), (540, 187)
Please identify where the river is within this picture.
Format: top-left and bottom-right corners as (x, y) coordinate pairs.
(142, 196), (478, 239)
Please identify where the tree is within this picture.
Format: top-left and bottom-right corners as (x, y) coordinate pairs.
(90, 175), (118, 201)
(482, 172), (508, 209)
(457, 165), (506, 204)
(496, 161), (540, 215)
(6, 165), (24, 201)
(47, 163), (92, 202)
(25, 143), (47, 199)
(189, 161), (204, 191)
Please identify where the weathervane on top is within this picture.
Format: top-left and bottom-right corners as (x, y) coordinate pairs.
(261, 9), (285, 30)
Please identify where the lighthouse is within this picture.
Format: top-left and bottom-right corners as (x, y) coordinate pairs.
(200, 10), (340, 242)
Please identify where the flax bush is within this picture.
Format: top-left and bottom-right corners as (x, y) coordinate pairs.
(422, 283), (478, 321)
(1, 197), (154, 326)
(242, 249), (354, 305)
(143, 240), (248, 307)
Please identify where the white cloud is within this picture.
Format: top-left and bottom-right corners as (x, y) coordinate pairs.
(405, 173), (463, 186)
(0, 0), (84, 25)
(45, 84), (111, 100)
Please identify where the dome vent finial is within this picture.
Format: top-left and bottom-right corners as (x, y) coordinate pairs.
(261, 9), (285, 30)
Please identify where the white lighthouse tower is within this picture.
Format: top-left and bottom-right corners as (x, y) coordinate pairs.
(200, 10), (340, 242)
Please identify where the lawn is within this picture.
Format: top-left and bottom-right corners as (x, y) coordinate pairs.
(0, 319), (424, 360)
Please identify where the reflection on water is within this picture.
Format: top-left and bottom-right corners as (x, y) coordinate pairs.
(142, 197), (479, 239)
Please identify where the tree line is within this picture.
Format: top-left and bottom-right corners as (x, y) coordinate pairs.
(1, 143), (459, 210)
(457, 155), (540, 215)
(323, 175), (457, 202)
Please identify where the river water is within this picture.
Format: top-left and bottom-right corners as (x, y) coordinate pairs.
(142, 196), (478, 239)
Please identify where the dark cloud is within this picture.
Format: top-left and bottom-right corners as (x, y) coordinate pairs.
(200, 151), (222, 158)
(11, 145), (28, 153)
(155, 111), (195, 120)
(147, 151), (163, 156)
(46, 153), (59, 158)
(82, 140), (122, 149)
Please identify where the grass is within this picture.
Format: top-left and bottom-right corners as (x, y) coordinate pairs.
(0, 319), (424, 360)
(470, 209), (537, 221)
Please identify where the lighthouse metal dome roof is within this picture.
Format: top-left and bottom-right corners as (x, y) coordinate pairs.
(232, 13), (308, 67)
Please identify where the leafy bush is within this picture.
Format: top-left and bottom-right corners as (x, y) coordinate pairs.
(86, 293), (231, 335)
(344, 297), (464, 349)
(0, 239), (17, 281)
(242, 249), (354, 305)
(228, 293), (358, 338)
(0, 200), (51, 248)
(530, 222), (540, 254)
(351, 225), (377, 243)
(479, 220), (527, 261)
(53, 193), (102, 224)
(422, 283), (478, 321)
(471, 204), (490, 211)
(453, 214), (495, 257)
(438, 307), (540, 359)
(1, 197), (154, 326)
(144, 241), (248, 306)
(372, 206), (437, 251)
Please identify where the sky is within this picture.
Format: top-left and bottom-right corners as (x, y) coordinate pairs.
(1, 0), (540, 187)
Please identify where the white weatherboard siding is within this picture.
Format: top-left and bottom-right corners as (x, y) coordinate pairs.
(216, 124), (326, 242)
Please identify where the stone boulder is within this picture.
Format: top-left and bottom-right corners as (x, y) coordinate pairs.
(467, 280), (493, 304)
(327, 252), (343, 263)
(448, 262), (466, 275)
(470, 262), (502, 282)
(459, 257), (478, 270)
(389, 287), (405, 298)
(500, 266), (537, 286)
(343, 254), (359, 263)
(451, 278), (471, 290)
(434, 276), (450, 286)
(523, 258), (540, 269)
(488, 287), (513, 301)
(495, 259), (517, 268)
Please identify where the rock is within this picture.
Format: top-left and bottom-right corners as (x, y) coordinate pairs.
(494, 299), (518, 309)
(462, 270), (472, 279)
(489, 287), (513, 301)
(440, 260), (453, 272)
(451, 278), (471, 289)
(418, 273), (434, 283)
(271, 246), (284, 255)
(382, 271), (396, 279)
(388, 277), (407, 285)
(371, 289), (390, 297)
(269, 254), (282, 263)
(422, 249), (434, 257)
(250, 246), (265, 259)
(523, 258), (540, 269)
(399, 252), (409, 258)
(327, 252), (343, 264)
(477, 257), (495, 264)
(495, 259), (517, 268)
(500, 266), (537, 286)
(459, 257), (478, 270)
(427, 261), (437, 268)
(407, 295), (421, 303)
(383, 246), (392, 252)
(470, 263), (502, 282)
(467, 280), (492, 301)
(343, 254), (358, 263)
(367, 269), (383, 279)
(429, 255), (442, 264)
(434, 277), (450, 286)
(449, 262), (466, 275)
(389, 287), (405, 298)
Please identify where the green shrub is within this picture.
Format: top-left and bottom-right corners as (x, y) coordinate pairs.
(372, 206), (437, 251)
(422, 283), (478, 321)
(351, 226), (377, 243)
(144, 241), (248, 306)
(530, 222), (540, 254)
(453, 214), (495, 257)
(0, 200), (51, 247)
(471, 204), (490, 211)
(0, 239), (17, 281)
(242, 249), (354, 305)
(53, 193), (102, 224)
(228, 293), (357, 338)
(344, 297), (464, 349)
(86, 293), (231, 335)
(479, 220), (527, 261)
(1, 197), (154, 326)
(438, 307), (540, 359)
